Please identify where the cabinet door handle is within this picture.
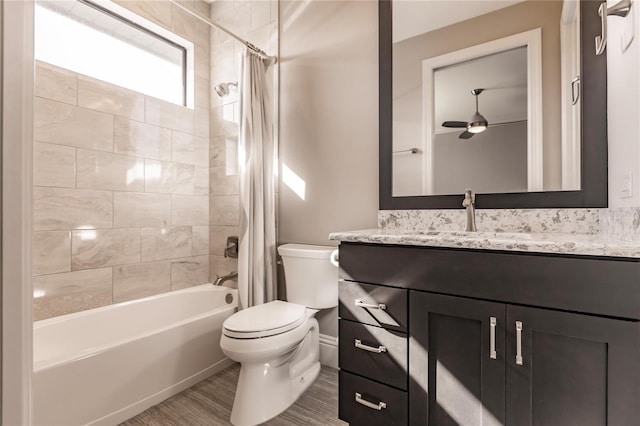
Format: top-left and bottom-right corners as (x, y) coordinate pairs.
(355, 299), (387, 310)
(355, 392), (387, 411)
(571, 76), (581, 105)
(490, 317), (497, 359)
(515, 321), (523, 365)
(355, 339), (387, 354)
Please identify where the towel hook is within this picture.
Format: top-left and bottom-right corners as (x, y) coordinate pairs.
(595, 0), (632, 55)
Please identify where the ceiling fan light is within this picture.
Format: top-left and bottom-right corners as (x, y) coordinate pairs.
(467, 122), (487, 133)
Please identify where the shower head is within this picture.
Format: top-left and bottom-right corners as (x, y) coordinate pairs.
(214, 81), (238, 97)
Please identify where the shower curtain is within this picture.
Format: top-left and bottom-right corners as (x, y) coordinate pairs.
(237, 48), (277, 310)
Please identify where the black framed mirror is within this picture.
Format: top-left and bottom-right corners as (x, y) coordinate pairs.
(379, 0), (608, 209)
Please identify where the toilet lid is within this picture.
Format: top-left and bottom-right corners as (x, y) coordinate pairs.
(223, 300), (307, 339)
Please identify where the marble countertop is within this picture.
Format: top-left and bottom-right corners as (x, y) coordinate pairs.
(328, 229), (640, 259)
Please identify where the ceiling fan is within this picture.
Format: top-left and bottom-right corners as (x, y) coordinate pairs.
(441, 88), (525, 139)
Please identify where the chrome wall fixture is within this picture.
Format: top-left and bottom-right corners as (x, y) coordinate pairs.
(462, 189), (477, 232)
(571, 76), (581, 105)
(392, 148), (420, 154)
(595, 0), (633, 55)
(214, 81), (237, 97)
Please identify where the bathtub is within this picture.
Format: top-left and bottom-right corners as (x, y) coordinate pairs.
(33, 284), (237, 426)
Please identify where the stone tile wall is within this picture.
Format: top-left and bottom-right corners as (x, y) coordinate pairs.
(33, 0), (211, 321)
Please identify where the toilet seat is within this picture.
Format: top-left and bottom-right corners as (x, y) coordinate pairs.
(223, 300), (307, 339)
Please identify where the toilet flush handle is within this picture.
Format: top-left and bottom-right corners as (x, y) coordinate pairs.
(330, 249), (339, 267)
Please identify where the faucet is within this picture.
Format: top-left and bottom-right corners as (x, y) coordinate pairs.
(462, 189), (477, 232)
(213, 271), (238, 286)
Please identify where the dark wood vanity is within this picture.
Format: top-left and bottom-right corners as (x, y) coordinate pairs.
(342, 0), (637, 422)
(337, 241), (640, 425)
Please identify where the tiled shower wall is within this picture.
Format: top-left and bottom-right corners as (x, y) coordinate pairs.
(207, 0), (278, 281)
(32, 0), (211, 321)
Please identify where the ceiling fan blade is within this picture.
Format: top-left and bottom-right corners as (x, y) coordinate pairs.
(489, 119), (527, 127)
(459, 130), (474, 139)
(442, 121), (468, 128)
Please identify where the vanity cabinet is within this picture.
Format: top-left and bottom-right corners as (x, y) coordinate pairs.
(337, 242), (640, 426)
(338, 280), (409, 424)
(409, 293), (506, 426)
(410, 292), (638, 426)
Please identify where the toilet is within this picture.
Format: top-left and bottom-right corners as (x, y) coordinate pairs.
(220, 243), (338, 426)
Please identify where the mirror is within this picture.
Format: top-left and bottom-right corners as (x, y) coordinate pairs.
(380, 0), (608, 209)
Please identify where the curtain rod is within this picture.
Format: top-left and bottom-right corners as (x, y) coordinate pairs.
(168, 0), (276, 60)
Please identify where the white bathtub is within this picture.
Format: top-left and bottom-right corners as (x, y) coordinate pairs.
(33, 284), (238, 426)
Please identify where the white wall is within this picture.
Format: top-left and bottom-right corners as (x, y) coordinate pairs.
(433, 122), (528, 195)
(279, 0), (379, 338)
(278, 0), (640, 224)
(607, 0), (640, 208)
(279, 0), (378, 245)
(276, 0), (640, 342)
(2, 1), (34, 424)
(276, 0), (640, 337)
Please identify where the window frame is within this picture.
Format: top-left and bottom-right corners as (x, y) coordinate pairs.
(35, 0), (195, 108)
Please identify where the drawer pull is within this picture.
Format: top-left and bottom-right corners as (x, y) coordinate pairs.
(354, 339), (388, 354)
(355, 299), (387, 310)
(355, 392), (387, 411)
(515, 321), (523, 365)
(490, 316), (497, 360)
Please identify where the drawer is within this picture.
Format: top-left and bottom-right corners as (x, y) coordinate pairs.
(339, 370), (408, 426)
(340, 242), (640, 321)
(339, 280), (407, 332)
(339, 320), (407, 390)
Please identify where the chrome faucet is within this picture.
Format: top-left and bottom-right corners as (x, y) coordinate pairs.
(462, 189), (477, 232)
(213, 271), (238, 286)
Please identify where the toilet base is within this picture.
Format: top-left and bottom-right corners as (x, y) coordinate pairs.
(228, 318), (320, 426)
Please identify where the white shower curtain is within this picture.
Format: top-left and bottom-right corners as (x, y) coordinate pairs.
(237, 48), (277, 310)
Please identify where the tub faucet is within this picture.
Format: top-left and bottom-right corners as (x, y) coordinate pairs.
(462, 189), (477, 232)
(213, 271), (238, 286)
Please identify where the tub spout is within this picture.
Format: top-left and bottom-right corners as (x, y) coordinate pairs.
(214, 271), (238, 286)
(462, 189), (477, 232)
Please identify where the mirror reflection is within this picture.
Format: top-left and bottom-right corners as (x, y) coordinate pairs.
(392, 0), (581, 197)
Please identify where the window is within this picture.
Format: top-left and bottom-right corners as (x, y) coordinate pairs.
(35, 0), (192, 107)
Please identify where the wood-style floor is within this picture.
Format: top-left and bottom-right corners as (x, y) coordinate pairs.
(120, 364), (347, 426)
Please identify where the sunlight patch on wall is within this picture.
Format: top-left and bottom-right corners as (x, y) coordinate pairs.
(127, 163), (145, 185)
(78, 230), (97, 241)
(145, 162), (162, 181)
(223, 102), (240, 124)
(282, 163), (306, 200)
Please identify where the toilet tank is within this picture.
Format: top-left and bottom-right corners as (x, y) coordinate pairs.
(277, 243), (338, 309)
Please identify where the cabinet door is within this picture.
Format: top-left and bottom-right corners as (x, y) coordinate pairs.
(410, 292), (506, 425)
(506, 305), (640, 426)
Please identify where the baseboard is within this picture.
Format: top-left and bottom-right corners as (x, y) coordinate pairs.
(90, 357), (237, 426)
(319, 333), (338, 369)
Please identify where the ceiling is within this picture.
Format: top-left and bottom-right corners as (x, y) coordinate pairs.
(392, 0), (526, 43)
